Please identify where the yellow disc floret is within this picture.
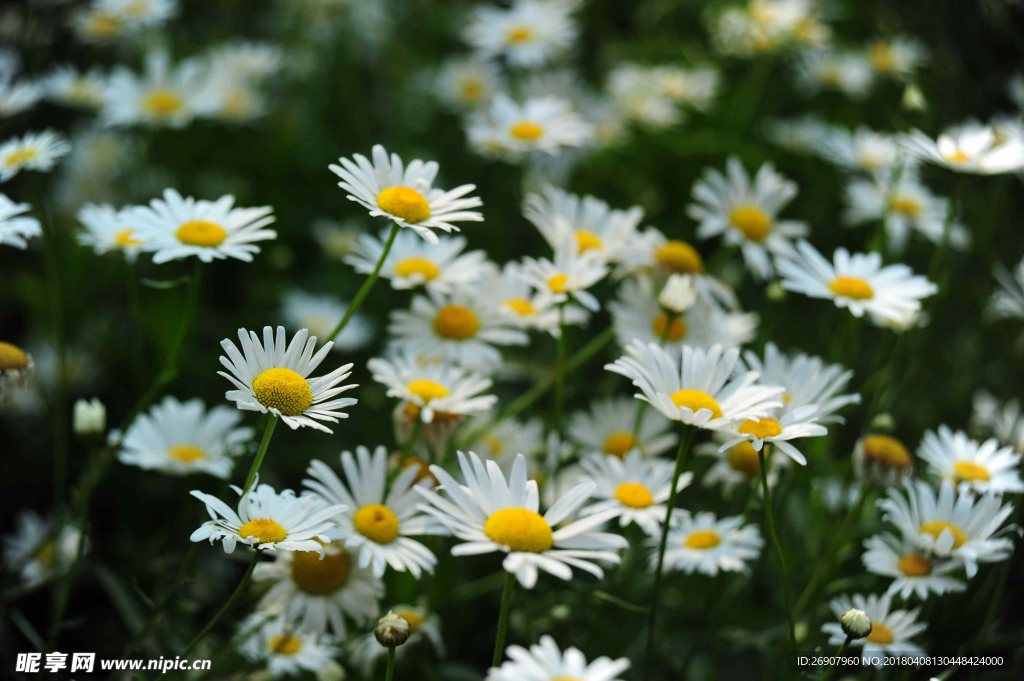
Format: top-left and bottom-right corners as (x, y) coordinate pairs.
(685, 530), (721, 549)
(548, 274), (569, 293)
(484, 508), (553, 553)
(506, 26), (533, 44)
(670, 389), (723, 418)
(728, 441), (761, 478)
(238, 518), (287, 544)
(291, 547), (350, 595)
(866, 622), (894, 645)
(394, 257), (440, 280)
(377, 187), (431, 224)
(354, 504), (400, 544)
(897, 554), (932, 577)
(510, 122), (544, 140)
(918, 521), (968, 549)
(868, 44), (896, 72)
(603, 431), (636, 457)
(176, 220), (227, 247)
(503, 298), (537, 316)
(0, 342), (29, 370)
(861, 435), (911, 469)
(268, 634), (302, 655)
(652, 313), (687, 342)
(252, 368), (313, 416)
(575, 230), (603, 253)
(407, 379), (450, 403)
(115, 228), (143, 247)
(729, 205), (772, 242)
(738, 418), (782, 440)
(953, 460), (990, 482)
(615, 482), (654, 509)
(889, 196), (921, 218)
(433, 304), (480, 339)
(829, 276), (874, 300)
(5, 148), (38, 166)
(168, 445), (205, 463)
(143, 89), (184, 115)
(654, 240), (704, 274)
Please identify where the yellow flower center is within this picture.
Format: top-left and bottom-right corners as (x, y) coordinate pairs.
(738, 418), (782, 440)
(654, 240), (704, 274)
(252, 368), (313, 416)
(483, 433), (504, 455)
(603, 431), (636, 457)
(866, 622), (894, 645)
(461, 78), (485, 103)
(897, 553), (932, 577)
(268, 634), (302, 655)
(143, 89), (184, 115)
(291, 547), (350, 595)
(115, 228), (143, 247)
(669, 389), (723, 418)
(86, 13), (121, 36)
(433, 304), (480, 339)
(176, 220), (227, 247)
(953, 460), (990, 482)
(406, 379), (450, 402)
(124, 0), (150, 18)
(829, 276), (874, 300)
(861, 435), (911, 469)
(868, 44), (896, 72)
(575, 229), (603, 252)
(510, 122), (545, 140)
(5, 148), (38, 167)
(729, 205), (772, 242)
(919, 521), (968, 549)
(168, 445), (205, 463)
(484, 508), (553, 553)
(727, 441), (761, 478)
(685, 530), (721, 549)
(398, 454), (438, 485)
(945, 150), (971, 165)
(393, 609), (424, 633)
(0, 342), (29, 370)
(394, 256), (440, 280)
(651, 313), (687, 342)
(503, 298), (537, 316)
(506, 26), (533, 44)
(548, 274), (569, 293)
(237, 518), (287, 544)
(376, 186), (431, 224)
(35, 543), (55, 566)
(615, 482), (654, 509)
(353, 504), (400, 544)
(889, 196), (921, 217)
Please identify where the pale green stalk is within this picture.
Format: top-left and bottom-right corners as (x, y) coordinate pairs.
(326, 222), (399, 342)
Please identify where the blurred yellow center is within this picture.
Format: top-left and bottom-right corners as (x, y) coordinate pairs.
(143, 89), (184, 115)
(548, 274), (569, 292)
(669, 389), (722, 418)
(897, 554), (932, 577)
(407, 379), (449, 402)
(292, 547), (350, 594)
(603, 431), (635, 457)
(506, 26), (533, 43)
(615, 482), (654, 509)
(484, 508), (553, 553)
(483, 434), (504, 455)
(238, 518), (287, 544)
(395, 257), (440, 280)
(945, 150), (970, 164)
(919, 521), (967, 549)
(0, 342), (29, 370)
(354, 504), (400, 544)
(86, 13), (120, 35)
(400, 454), (438, 485)
(866, 622), (894, 645)
(252, 368), (313, 416)
(461, 78), (485, 102)
(738, 418), (782, 440)
(575, 230), (603, 252)
(433, 304), (480, 339)
(829, 276), (874, 300)
(393, 609), (424, 633)
(377, 187), (431, 223)
(268, 634), (302, 655)
(115, 228), (143, 247)
(685, 530), (721, 549)
(729, 205), (772, 242)
(654, 240), (704, 274)
(35, 542), (55, 566)
(954, 460), (990, 482)
(889, 196), (921, 217)
(652, 313), (687, 342)
(728, 441), (761, 478)
(176, 220), (227, 247)
(510, 122), (544, 140)
(862, 435), (910, 469)
(504, 298), (537, 316)
(868, 45), (896, 72)
(5, 148), (38, 166)
(168, 445), (205, 463)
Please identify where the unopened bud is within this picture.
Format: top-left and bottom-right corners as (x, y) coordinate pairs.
(765, 281), (786, 302)
(73, 398), (106, 436)
(869, 413), (895, 433)
(840, 608), (872, 639)
(375, 611), (411, 647)
(659, 274), (698, 313)
(901, 84), (926, 112)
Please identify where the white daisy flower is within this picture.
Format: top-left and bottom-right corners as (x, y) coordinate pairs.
(0, 194), (40, 249)
(329, 144), (483, 246)
(988, 257), (1024, 321)
(521, 237), (610, 312)
(416, 451), (629, 588)
(579, 450), (692, 536)
(865, 36), (928, 78)
(487, 635), (630, 681)
(312, 219), (361, 260)
(716, 404), (827, 466)
(479, 262), (589, 336)
(653, 511), (763, 575)
(463, 0), (578, 68)
(862, 532), (965, 601)
(568, 395), (677, 459)
(468, 94), (594, 159)
(240, 616), (339, 678)
(279, 291), (373, 353)
(304, 446), (443, 579)
(0, 341), (33, 402)
(197, 77), (266, 123)
(0, 130), (71, 182)
(253, 543), (383, 636)
(821, 593), (926, 665)
(205, 41), (284, 83)
(687, 157), (808, 280)
(75, 203), (145, 260)
(99, 0), (179, 30)
(368, 355), (496, 424)
(819, 126), (902, 173)
(348, 604), (444, 676)
(3, 511), (84, 589)
(651, 65), (720, 111)
(605, 340), (784, 431)
(741, 342), (860, 422)
(606, 64), (681, 131)
(899, 123), (1024, 175)
(125, 188), (276, 264)
(70, 6), (130, 43)
(879, 479), (1016, 577)
(42, 65), (106, 109)
(524, 185), (644, 264)
(0, 76), (43, 117)
(776, 240), (938, 326)
(918, 425), (1024, 495)
(190, 482), (346, 554)
(813, 476), (863, 513)
(436, 56), (503, 109)
(970, 391), (1024, 453)
(388, 288), (528, 373)
(346, 228), (489, 294)
(467, 412), (545, 473)
(218, 326), (357, 433)
(698, 435), (789, 496)
(101, 50), (207, 128)
(710, 0), (829, 57)
(853, 434), (914, 487)
(763, 115), (833, 154)
(118, 396), (253, 479)
(795, 50), (874, 98)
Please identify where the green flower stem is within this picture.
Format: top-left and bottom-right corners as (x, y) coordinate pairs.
(122, 543), (201, 657)
(758, 446), (796, 665)
(631, 311), (677, 438)
(180, 551), (260, 657)
(820, 638), (850, 681)
(385, 645), (396, 681)
(643, 424), (693, 681)
(241, 416), (280, 496)
(926, 177), (964, 288)
(492, 571), (516, 668)
(554, 303), (567, 437)
(326, 222), (400, 343)
(398, 418), (423, 471)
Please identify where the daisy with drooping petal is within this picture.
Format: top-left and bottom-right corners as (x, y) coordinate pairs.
(468, 94), (595, 159)
(578, 451), (692, 536)
(741, 342), (860, 422)
(853, 434), (914, 487)
(688, 157), (808, 280)
(190, 482), (346, 554)
(0, 194), (41, 249)
(436, 56), (503, 110)
(3, 511), (85, 589)
(75, 203), (145, 259)
(776, 240), (938, 326)
(253, 543), (383, 636)
(218, 326), (357, 433)
(822, 593), (925, 664)
(329, 144), (483, 246)
(795, 50), (874, 98)
(487, 635), (630, 681)
(102, 50), (206, 128)
(605, 340), (784, 431)
(126, 189), (276, 264)
(479, 262), (589, 336)
(900, 123), (1024, 175)
(879, 479), (1015, 577)
(862, 532), (966, 601)
(917, 425), (1024, 494)
(568, 395), (677, 459)
(348, 604), (445, 675)
(524, 185), (644, 264)
(0, 130), (71, 182)
(304, 446), (443, 579)
(42, 65), (106, 109)
(346, 228), (489, 293)
(0, 76), (43, 118)
(819, 126), (902, 173)
(463, 0), (578, 68)
(698, 436), (789, 496)
(988, 257), (1024, 321)
(240, 616), (339, 678)
(716, 405), (827, 466)
(416, 451), (628, 588)
(654, 511), (763, 575)
(118, 396), (253, 478)
(971, 391), (1024, 453)
(369, 354), (496, 425)
(865, 36), (928, 77)
(521, 237), (610, 312)
(280, 291), (373, 353)
(0, 342), (34, 401)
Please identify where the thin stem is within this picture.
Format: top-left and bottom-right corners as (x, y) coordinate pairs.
(553, 304), (567, 437)
(926, 178), (964, 287)
(758, 446), (796, 667)
(492, 571), (516, 668)
(241, 416), (279, 496)
(326, 222), (399, 343)
(821, 638), (851, 681)
(398, 418), (423, 471)
(180, 551), (260, 656)
(125, 259), (147, 387)
(385, 646), (395, 681)
(643, 424), (693, 681)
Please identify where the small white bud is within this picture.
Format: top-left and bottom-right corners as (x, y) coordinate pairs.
(73, 398), (106, 436)
(659, 274), (697, 313)
(840, 608), (872, 639)
(765, 281), (786, 302)
(901, 84), (926, 112)
(375, 611), (411, 647)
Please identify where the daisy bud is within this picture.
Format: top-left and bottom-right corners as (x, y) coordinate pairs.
(869, 413), (895, 433)
(375, 611), (411, 648)
(765, 281), (787, 302)
(659, 274), (697, 313)
(73, 398), (106, 436)
(853, 434), (913, 487)
(901, 84), (926, 111)
(840, 608), (872, 640)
